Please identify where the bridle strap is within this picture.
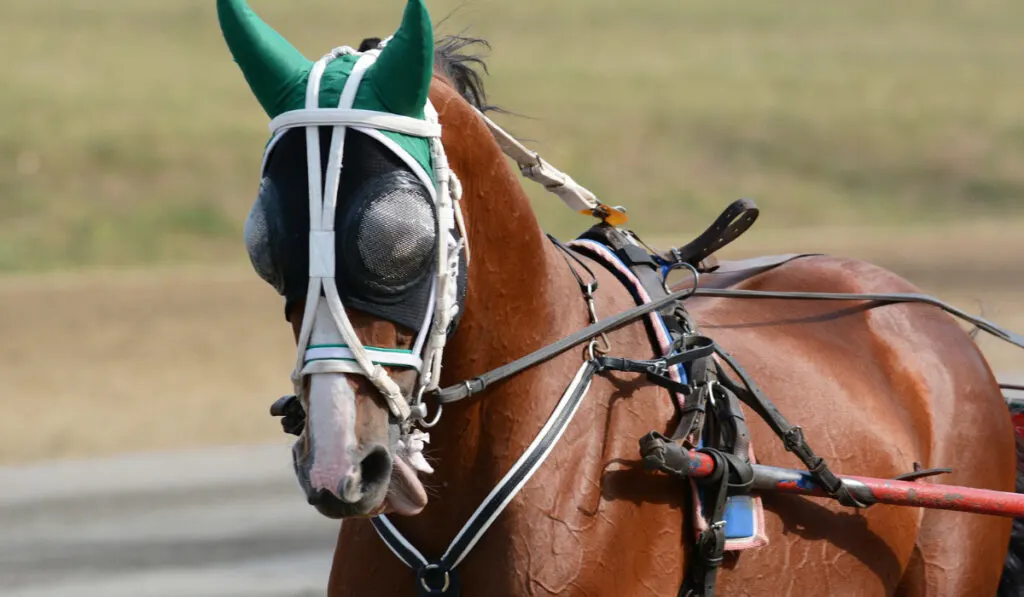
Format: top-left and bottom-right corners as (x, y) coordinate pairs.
(303, 344), (422, 372)
(289, 48), (411, 419)
(280, 43), (468, 423)
(431, 269), (702, 404)
(270, 108), (442, 138)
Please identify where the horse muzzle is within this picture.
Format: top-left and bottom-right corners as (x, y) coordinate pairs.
(294, 441), (394, 519)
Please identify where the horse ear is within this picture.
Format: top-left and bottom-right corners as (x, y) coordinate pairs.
(371, 0), (434, 117)
(217, 0), (312, 117)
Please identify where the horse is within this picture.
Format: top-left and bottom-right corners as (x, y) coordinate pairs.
(218, 0), (1021, 594)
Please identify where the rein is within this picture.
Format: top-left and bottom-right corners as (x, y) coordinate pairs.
(427, 281), (1024, 407)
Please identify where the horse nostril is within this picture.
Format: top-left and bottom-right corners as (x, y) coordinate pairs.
(360, 445), (392, 490)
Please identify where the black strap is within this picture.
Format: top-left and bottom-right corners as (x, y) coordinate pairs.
(686, 454), (728, 597)
(372, 360), (601, 597)
(662, 198), (759, 270)
(432, 279), (701, 404)
(637, 434), (753, 597)
(672, 353), (716, 445)
(692, 288), (1024, 350)
(712, 345), (868, 508)
(432, 282), (1024, 407)
(595, 335), (715, 374)
(548, 233), (600, 297)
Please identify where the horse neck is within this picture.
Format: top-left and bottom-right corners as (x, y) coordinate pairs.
(392, 85), (586, 550)
(433, 85), (575, 375)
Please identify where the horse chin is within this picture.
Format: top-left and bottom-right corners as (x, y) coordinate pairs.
(382, 454), (428, 516)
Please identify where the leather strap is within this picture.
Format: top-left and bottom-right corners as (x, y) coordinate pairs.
(712, 345), (868, 508)
(662, 199), (759, 271)
(692, 287), (1024, 350)
(432, 278), (700, 404)
(637, 435), (753, 597)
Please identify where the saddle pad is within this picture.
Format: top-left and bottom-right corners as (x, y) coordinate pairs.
(568, 238), (769, 552)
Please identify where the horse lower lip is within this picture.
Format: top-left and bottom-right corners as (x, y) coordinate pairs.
(306, 488), (374, 519)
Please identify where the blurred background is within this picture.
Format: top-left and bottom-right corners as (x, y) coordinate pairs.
(1, 0), (1022, 595)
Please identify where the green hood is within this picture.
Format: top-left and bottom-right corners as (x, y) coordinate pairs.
(218, 0), (435, 180)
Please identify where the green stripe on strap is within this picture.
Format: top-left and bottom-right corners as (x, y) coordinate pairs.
(305, 344), (422, 369)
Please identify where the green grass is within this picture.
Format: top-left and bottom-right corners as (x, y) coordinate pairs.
(2, 0), (1023, 271)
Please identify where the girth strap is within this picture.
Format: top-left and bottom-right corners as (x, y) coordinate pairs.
(637, 434), (754, 597)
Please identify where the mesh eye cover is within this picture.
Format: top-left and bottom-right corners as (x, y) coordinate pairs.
(341, 170), (438, 297)
(245, 177), (287, 295)
(252, 128), (446, 332)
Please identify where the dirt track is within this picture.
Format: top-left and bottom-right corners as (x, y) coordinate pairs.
(1, 222), (1021, 465)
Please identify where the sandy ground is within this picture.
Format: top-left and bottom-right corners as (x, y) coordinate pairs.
(1, 221), (1021, 465)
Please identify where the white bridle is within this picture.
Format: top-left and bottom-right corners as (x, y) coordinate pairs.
(260, 43), (468, 426)
(260, 39), (622, 435)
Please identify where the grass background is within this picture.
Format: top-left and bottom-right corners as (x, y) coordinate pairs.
(2, 0), (1023, 271)
(1, 0), (1022, 463)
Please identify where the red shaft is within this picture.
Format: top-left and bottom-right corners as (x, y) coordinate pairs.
(684, 450), (1024, 518)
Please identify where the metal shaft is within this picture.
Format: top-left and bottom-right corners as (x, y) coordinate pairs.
(682, 450), (1024, 518)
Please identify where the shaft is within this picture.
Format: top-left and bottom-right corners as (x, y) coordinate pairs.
(681, 450), (1024, 518)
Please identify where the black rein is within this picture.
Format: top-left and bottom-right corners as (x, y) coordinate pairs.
(430, 285), (1024, 405)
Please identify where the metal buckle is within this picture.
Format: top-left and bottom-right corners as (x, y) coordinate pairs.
(646, 359), (668, 376)
(704, 380), (718, 408)
(418, 564), (452, 594)
(584, 291), (611, 355)
(410, 385), (443, 429)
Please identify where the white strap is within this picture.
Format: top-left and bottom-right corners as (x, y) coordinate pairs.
(473, 109), (627, 225)
(289, 50), (412, 421)
(305, 345), (423, 370)
(270, 109), (442, 139)
(321, 54), (377, 234)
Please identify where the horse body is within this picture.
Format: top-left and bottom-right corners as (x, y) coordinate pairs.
(324, 79), (1014, 596)
(216, 1), (1016, 592)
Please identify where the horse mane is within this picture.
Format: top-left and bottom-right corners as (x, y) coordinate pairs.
(357, 33), (500, 113)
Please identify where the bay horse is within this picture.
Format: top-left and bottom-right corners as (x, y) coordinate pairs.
(218, 0), (1021, 594)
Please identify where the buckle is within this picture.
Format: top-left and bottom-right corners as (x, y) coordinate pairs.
(416, 563), (460, 595)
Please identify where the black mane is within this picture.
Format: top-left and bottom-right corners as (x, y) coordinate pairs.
(357, 34), (498, 113)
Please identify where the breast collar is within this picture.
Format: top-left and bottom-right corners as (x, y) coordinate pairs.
(263, 42), (469, 425)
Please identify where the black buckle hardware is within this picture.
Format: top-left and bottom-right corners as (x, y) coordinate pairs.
(269, 395), (305, 436)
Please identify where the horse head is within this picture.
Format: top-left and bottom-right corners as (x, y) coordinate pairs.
(220, 0), (541, 520)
